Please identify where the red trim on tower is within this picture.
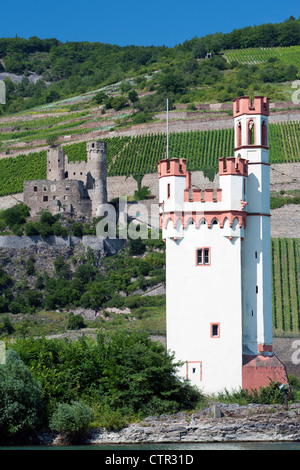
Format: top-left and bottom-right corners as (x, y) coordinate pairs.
(162, 210), (247, 229)
(258, 344), (273, 353)
(234, 145), (270, 151)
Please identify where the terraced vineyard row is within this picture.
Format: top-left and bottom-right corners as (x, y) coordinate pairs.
(0, 121), (299, 197)
(224, 46), (300, 69)
(272, 238), (300, 335)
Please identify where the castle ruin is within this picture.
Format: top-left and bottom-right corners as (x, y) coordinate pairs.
(23, 141), (107, 218)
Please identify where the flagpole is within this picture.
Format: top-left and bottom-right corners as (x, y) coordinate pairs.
(167, 98), (169, 159)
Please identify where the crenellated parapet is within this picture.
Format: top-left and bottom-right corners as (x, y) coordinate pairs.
(158, 158), (188, 178)
(233, 96), (269, 118)
(184, 188), (222, 202)
(219, 156), (248, 177)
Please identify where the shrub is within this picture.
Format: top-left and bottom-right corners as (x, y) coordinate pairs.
(25, 255), (35, 276)
(216, 380), (295, 405)
(133, 185), (152, 200)
(70, 222), (83, 237)
(49, 401), (94, 435)
(128, 238), (146, 256)
(67, 312), (86, 330)
(0, 316), (14, 335)
(97, 406), (130, 431)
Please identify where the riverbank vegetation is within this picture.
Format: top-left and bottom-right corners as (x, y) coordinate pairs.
(1, 335), (299, 442)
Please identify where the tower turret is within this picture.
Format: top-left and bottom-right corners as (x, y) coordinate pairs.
(86, 140), (107, 216)
(234, 97), (273, 363)
(47, 147), (65, 181)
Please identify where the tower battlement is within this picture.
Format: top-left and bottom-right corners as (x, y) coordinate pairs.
(184, 188), (223, 203)
(158, 158), (188, 178)
(233, 96), (269, 118)
(219, 157), (248, 177)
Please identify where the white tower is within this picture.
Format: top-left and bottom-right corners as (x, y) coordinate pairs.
(159, 97), (288, 394)
(233, 97), (272, 355)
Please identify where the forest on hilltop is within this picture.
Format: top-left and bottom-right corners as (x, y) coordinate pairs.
(0, 17), (299, 115)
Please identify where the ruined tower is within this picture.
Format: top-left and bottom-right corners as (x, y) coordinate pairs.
(24, 140), (107, 218)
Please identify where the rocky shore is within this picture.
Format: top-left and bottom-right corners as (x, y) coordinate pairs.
(47, 403), (300, 446)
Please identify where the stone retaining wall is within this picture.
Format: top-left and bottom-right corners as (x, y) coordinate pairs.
(0, 235), (126, 255)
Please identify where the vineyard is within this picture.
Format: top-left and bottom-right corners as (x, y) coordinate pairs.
(272, 238), (300, 335)
(0, 121), (299, 197)
(224, 46), (300, 69)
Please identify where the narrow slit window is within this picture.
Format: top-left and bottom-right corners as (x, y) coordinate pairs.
(167, 183), (171, 199)
(211, 323), (220, 338)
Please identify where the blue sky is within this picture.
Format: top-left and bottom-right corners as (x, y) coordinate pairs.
(1, 0), (299, 46)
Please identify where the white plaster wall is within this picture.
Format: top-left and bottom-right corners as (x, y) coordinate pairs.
(219, 174), (245, 209)
(242, 215), (272, 354)
(166, 221), (243, 394)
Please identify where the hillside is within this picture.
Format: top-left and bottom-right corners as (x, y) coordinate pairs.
(0, 19), (299, 355)
(0, 17), (299, 116)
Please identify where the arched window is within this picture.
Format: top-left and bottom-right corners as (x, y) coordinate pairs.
(262, 120), (267, 146)
(236, 122), (242, 147)
(248, 120), (255, 145)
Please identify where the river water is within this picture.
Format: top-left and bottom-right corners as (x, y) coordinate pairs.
(1, 442), (300, 450)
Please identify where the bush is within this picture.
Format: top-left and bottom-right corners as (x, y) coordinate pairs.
(0, 350), (44, 438)
(216, 380), (295, 405)
(67, 312), (86, 330)
(70, 222), (83, 237)
(133, 185), (152, 200)
(128, 238), (146, 256)
(0, 203), (30, 231)
(96, 405), (129, 431)
(49, 401), (94, 435)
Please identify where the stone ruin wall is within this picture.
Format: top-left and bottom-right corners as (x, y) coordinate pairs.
(23, 179), (92, 217)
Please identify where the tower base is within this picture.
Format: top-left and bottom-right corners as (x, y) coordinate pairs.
(242, 354), (288, 391)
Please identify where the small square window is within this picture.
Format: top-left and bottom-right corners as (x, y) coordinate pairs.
(33, 186), (38, 192)
(43, 196), (48, 202)
(196, 248), (210, 266)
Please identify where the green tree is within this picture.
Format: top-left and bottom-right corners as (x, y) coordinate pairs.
(0, 350), (44, 438)
(54, 256), (71, 280)
(128, 89), (138, 104)
(94, 91), (108, 105)
(25, 255), (35, 276)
